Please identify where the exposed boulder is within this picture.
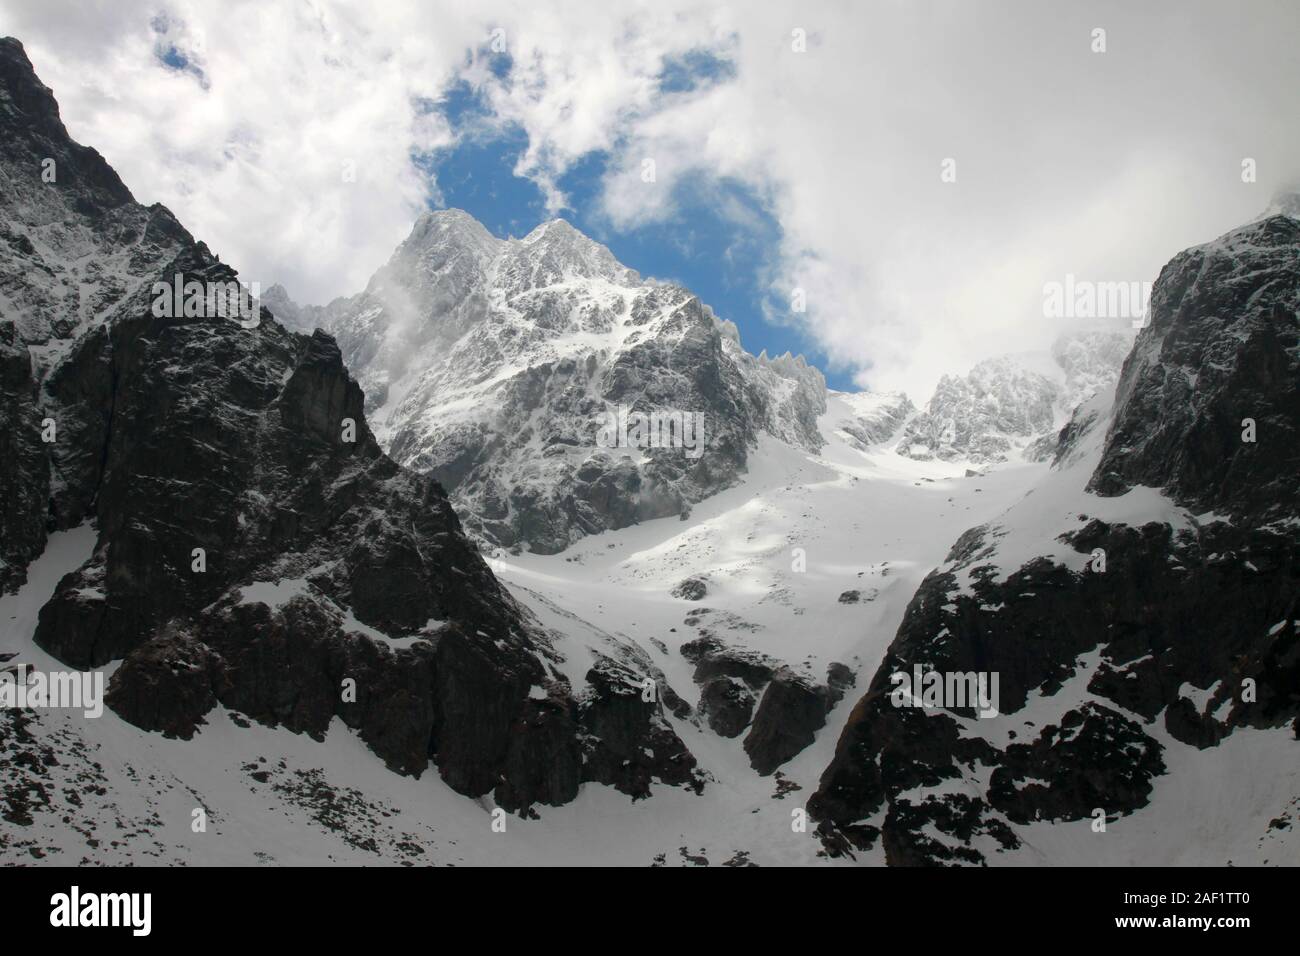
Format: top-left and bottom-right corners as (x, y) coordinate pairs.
(104, 629), (227, 740)
(672, 576), (709, 601)
(578, 658), (703, 799)
(741, 664), (854, 775)
(744, 668), (834, 775)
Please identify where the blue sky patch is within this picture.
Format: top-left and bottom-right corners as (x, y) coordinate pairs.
(417, 70), (851, 390)
(150, 13), (208, 87)
(656, 48), (736, 94)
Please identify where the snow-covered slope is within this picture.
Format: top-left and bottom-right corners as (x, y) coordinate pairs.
(8, 377), (1292, 866)
(1, 396), (1051, 865)
(271, 211), (828, 554)
(834, 390), (915, 450)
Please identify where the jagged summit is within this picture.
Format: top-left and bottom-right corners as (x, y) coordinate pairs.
(0, 37), (192, 345)
(277, 207), (827, 553)
(275, 206), (1137, 549)
(408, 206), (498, 242)
(0, 37), (129, 208)
(521, 216), (581, 242)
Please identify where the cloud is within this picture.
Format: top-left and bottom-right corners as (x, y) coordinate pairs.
(469, 1), (1300, 396)
(3, 0), (493, 303)
(6, 0), (1298, 398)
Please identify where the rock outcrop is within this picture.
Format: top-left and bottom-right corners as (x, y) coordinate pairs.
(681, 635), (854, 769)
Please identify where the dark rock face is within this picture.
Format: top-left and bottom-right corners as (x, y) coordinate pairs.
(744, 668), (835, 775)
(685, 639), (777, 689)
(25, 259), (579, 804)
(578, 659), (702, 799)
(31, 278), (518, 670)
(0, 39), (700, 817)
(496, 696), (583, 813)
(699, 676), (755, 738)
(810, 215), (1300, 865)
(988, 702), (1165, 824)
(0, 322), (49, 594)
(680, 635), (854, 769)
(0, 38), (191, 346)
(1091, 215), (1300, 523)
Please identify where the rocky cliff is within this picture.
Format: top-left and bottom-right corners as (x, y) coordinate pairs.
(809, 214), (1300, 865)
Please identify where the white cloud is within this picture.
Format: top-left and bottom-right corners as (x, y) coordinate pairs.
(4, 0), (491, 303)
(6, 0), (1298, 398)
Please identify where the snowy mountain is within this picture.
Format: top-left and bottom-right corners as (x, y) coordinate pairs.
(1, 35), (1295, 869)
(809, 212), (1300, 865)
(0, 37), (700, 827)
(270, 211), (827, 554)
(896, 330), (1132, 464)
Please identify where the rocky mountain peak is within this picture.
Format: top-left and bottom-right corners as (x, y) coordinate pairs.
(405, 207), (500, 251)
(302, 208), (827, 553)
(501, 216), (637, 288)
(0, 37), (192, 346)
(522, 217), (580, 243)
